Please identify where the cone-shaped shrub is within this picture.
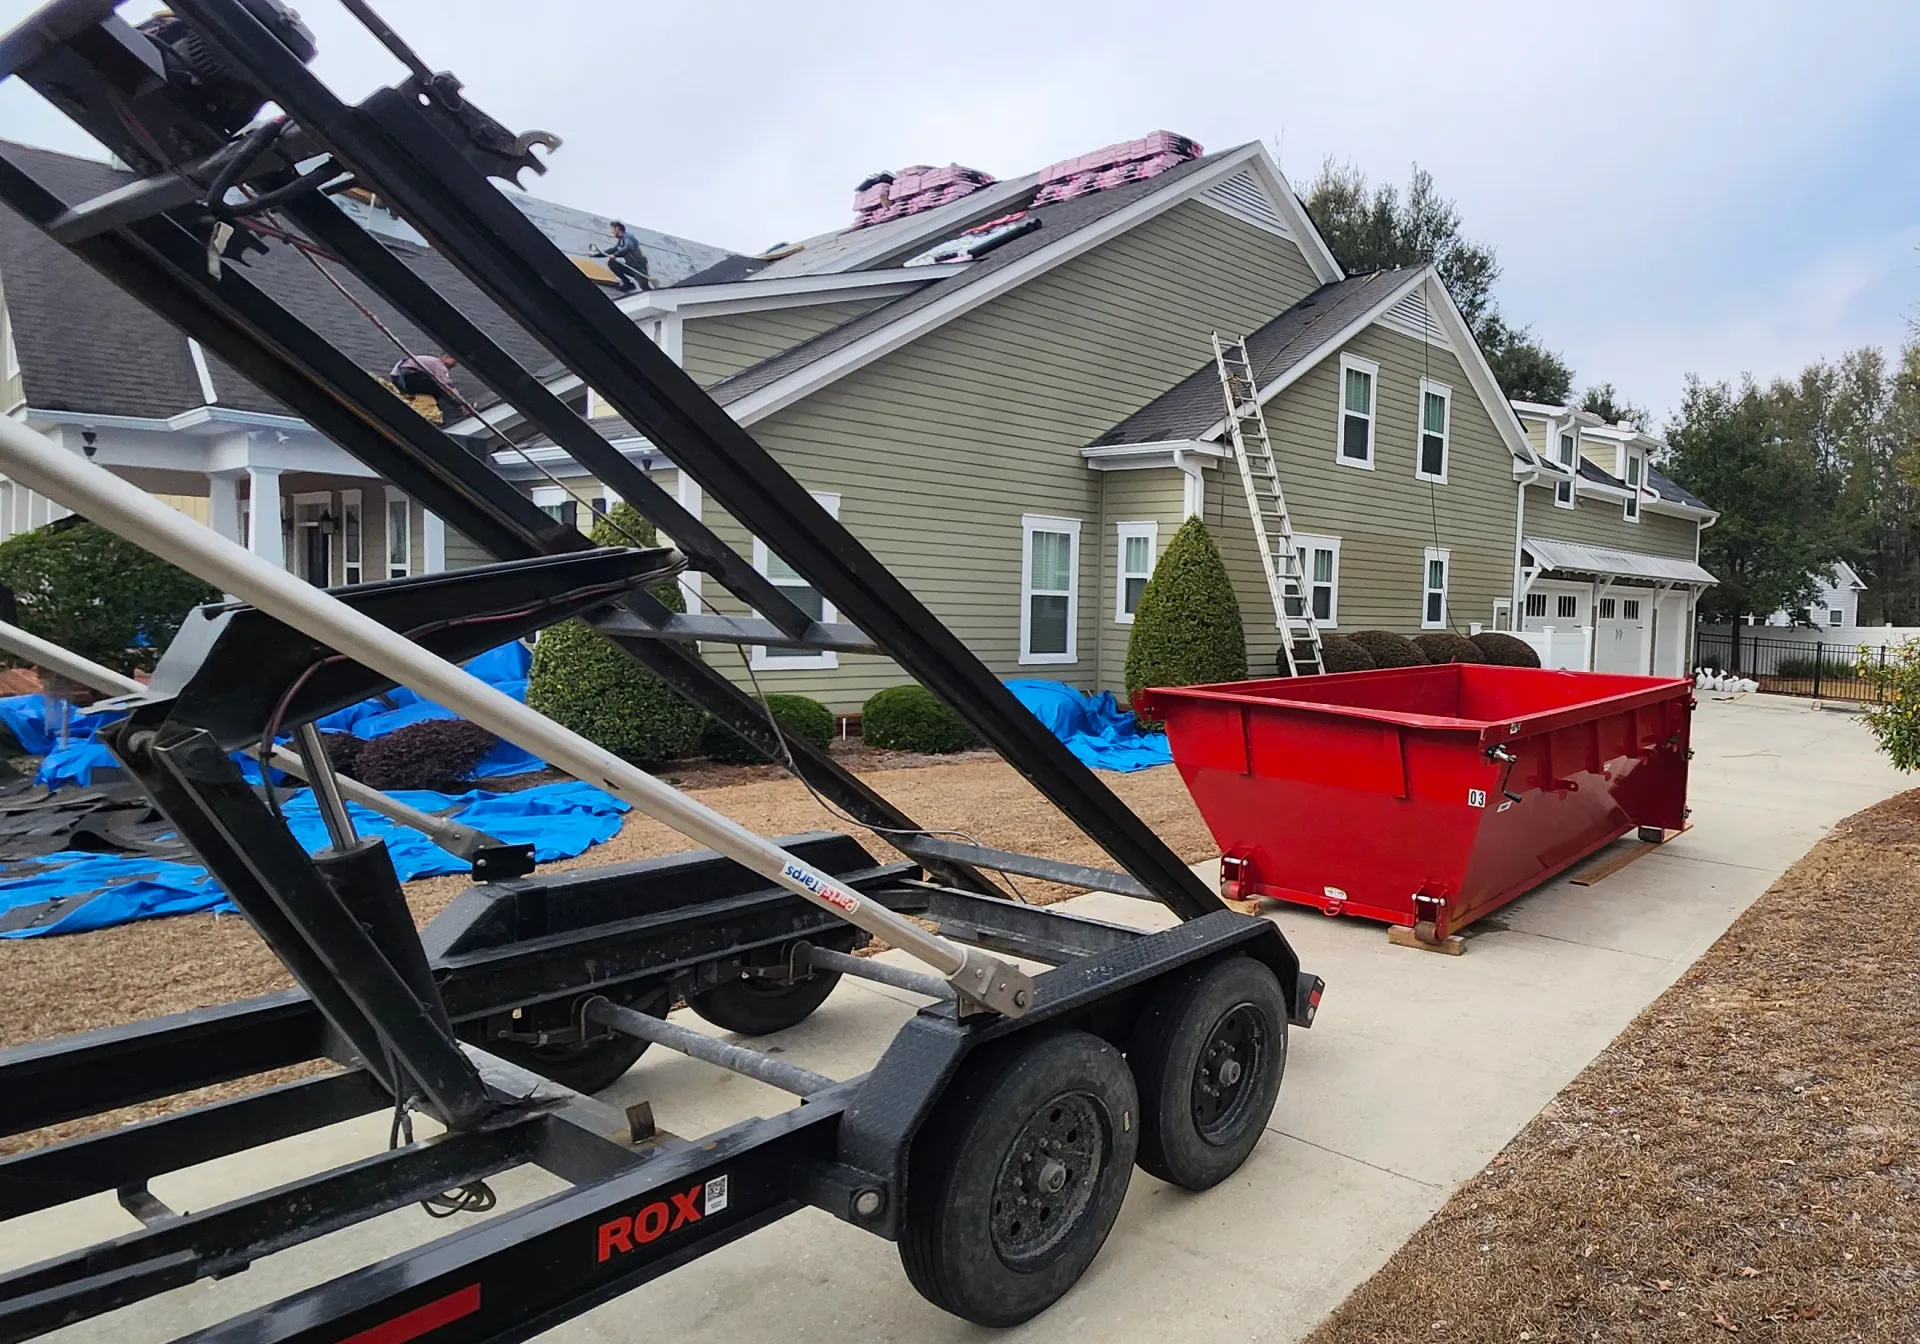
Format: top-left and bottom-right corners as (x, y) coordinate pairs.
(526, 504), (706, 765)
(1470, 631), (1541, 668)
(1124, 517), (1246, 722)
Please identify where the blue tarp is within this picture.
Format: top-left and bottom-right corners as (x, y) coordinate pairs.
(1004, 679), (1173, 773)
(0, 780), (629, 937)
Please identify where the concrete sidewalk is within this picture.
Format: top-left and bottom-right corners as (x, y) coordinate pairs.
(8, 695), (1907, 1343)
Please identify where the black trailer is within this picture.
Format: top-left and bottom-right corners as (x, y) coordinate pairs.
(0, 2), (1323, 1337)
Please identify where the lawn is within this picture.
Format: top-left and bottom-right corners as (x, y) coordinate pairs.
(1305, 789), (1920, 1343)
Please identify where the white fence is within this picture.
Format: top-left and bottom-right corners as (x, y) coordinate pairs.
(1510, 625), (1593, 671)
(1696, 623), (1920, 655)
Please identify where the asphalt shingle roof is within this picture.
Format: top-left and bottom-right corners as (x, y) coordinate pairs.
(1086, 271), (1412, 447)
(1647, 466), (1710, 511)
(0, 140), (553, 420)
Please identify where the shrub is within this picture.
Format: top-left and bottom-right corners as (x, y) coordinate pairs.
(1273, 632), (1373, 676)
(1770, 652), (1851, 679)
(1470, 631), (1542, 668)
(702, 693), (835, 763)
(1860, 639), (1920, 769)
(0, 517), (219, 673)
(525, 505), (707, 766)
(861, 685), (978, 754)
(1124, 517), (1246, 722)
(1412, 631), (1486, 665)
(354, 720), (498, 790)
(1349, 630), (1429, 669)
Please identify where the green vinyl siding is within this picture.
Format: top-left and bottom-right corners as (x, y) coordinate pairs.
(681, 301), (887, 387)
(1207, 319), (1519, 668)
(1522, 482), (1701, 559)
(686, 199), (1324, 710)
(1095, 470), (1189, 691)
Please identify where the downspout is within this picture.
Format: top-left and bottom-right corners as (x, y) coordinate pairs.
(1174, 447), (1205, 519)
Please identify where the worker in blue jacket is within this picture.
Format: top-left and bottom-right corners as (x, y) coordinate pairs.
(595, 221), (651, 293)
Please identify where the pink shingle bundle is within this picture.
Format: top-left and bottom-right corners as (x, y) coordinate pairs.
(1031, 131), (1203, 207)
(851, 163), (997, 229)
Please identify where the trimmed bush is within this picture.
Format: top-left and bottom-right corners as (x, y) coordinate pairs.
(861, 685), (978, 754)
(1470, 631), (1541, 668)
(1274, 632), (1373, 677)
(354, 720), (498, 791)
(1124, 517), (1246, 723)
(1349, 629), (1429, 669)
(0, 517), (219, 673)
(1412, 631), (1486, 665)
(702, 693), (835, 763)
(525, 504), (707, 765)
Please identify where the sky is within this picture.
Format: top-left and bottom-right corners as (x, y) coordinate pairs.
(1, 0), (1916, 426)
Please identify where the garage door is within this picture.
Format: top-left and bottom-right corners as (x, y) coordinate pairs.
(1652, 593), (1691, 677)
(1593, 596), (1647, 674)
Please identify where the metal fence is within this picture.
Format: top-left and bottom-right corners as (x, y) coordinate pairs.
(1693, 629), (1888, 702)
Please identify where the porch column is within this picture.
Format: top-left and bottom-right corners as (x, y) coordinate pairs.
(247, 465), (284, 567)
(207, 470), (242, 543)
(423, 510), (446, 573)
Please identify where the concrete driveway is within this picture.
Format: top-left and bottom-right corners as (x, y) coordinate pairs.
(8, 695), (1908, 1343)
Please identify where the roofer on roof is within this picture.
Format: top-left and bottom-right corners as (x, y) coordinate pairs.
(594, 221), (650, 294)
(390, 351), (457, 399)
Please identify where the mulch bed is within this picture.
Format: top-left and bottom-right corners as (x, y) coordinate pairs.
(1306, 789), (1920, 1343)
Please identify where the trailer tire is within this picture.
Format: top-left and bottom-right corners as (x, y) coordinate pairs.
(481, 991), (667, 1094)
(689, 968), (840, 1035)
(1128, 955), (1286, 1191)
(900, 1029), (1137, 1326)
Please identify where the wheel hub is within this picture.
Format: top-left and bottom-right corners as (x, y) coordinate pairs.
(1191, 1002), (1265, 1143)
(989, 1092), (1105, 1269)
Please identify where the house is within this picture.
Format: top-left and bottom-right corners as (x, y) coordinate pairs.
(1507, 402), (1719, 676)
(463, 135), (1636, 709)
(1765, 562), (1866, 629)
(0, 139), (729, 581)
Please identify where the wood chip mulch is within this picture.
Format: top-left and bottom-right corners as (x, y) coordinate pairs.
(1305, 789), (1920, 1344)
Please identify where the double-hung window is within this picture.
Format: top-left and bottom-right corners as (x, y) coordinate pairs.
(1421, 547), (1450, 629)
(1416, 380), (1451, 482)
(385, 489), (411, 579)
(1555, 430), (1577, 507)
(752, 491), (840, 669)
(341, 489), (363, 585)
(1337, 354), (1377, 469)
(1021, 515), (1081, 664)
(1115, 521), (1157, 624)
(1829, 608), (1844, 628)
(1623, 451), (1644, 521)
(1286, 533), (1341, 627)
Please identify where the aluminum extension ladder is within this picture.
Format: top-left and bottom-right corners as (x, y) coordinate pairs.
(1210, 333), (1325, 676)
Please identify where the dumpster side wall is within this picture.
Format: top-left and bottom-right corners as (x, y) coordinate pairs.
(1204, 318), (1521, 666)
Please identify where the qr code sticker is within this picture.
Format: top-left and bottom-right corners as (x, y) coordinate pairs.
(704, 1174), (729, 1216)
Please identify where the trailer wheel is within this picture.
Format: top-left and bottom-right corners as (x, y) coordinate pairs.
(900, 1030), (1137, 1326)
(689, 967), (840, 1035)
(484, 991), (667, 1094)
(1129, 955), (1286, 1191)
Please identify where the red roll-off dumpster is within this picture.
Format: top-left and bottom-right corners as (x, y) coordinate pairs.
(1135, 665), (1693, 940)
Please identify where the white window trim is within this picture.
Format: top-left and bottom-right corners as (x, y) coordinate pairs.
(291, 490), (334, 585)
(1623, 450), (1644, 522)
(1421, 546), (1451, 630)
(1554, 429), (1578, 509)
(1290, 532), (1342, 629)
(1335, 353), (1378, 471)
(1020, 514), (1081, 665)
(1114, 520), (1158, 625)
(1415, 379), (1451, 484)
(752, 491), (840, 670)
(384, 486), (411, 579)
(340, 488), (363, 585)
(1491, 597), (1513, 631)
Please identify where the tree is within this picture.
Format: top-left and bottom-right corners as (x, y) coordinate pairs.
(1304, 159), (1575, 404)
(1663, 375), (1841, 623)
(1578, 382), (1653, 430)
(1123, 517), (1245, 723)
(0, 517), (219, 673)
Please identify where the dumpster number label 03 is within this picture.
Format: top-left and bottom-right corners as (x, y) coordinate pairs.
(1466, 789), (1488, 808)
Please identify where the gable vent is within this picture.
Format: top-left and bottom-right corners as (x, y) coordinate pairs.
(1200, 169), (1290, 236)
(1378, 285), (1452, 350)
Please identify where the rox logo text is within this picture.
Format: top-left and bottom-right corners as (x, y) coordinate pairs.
(595, 1183), (705, 1262)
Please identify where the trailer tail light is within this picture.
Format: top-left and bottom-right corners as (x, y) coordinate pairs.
(1290, 972), (1325, 1028)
